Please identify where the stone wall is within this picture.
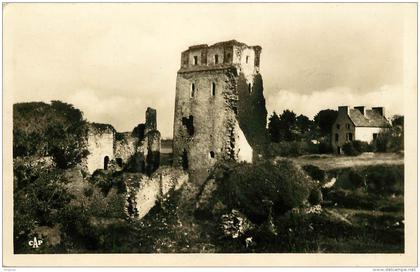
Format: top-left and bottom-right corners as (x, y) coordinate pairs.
(331, 111), (355, 154)
(85, 123), (115, 174)
(84, 107), (161, 175)
(114, 132), (138, 167)
(124, 167), (188, 219)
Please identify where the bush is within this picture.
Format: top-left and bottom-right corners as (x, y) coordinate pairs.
(365, 165), (404, 195)
(373, 128), (403, 153)
(268, 141), (318, 157)
(302, 164), (326, 182)
(318, 141), (333, 154)
(213, 160), (315, 224)
(342, 140), (372, 156)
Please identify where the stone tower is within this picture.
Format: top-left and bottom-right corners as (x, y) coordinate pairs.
(172, 40), (268, 181)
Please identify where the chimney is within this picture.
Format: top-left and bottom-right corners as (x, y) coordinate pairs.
(338, 106), (349, 115)
(354, 106), (365, 116)
(372, 107), (385, 117)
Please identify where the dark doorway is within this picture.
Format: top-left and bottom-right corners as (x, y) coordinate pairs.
(104, 156), (109, 170)
(337, 147), (341, 155)
(182, 149), (189, 170)
(116, 158), (123, 167)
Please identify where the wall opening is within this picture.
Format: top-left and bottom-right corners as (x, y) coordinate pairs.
(335, 133), (339, 142)
(193, 56), (198, 65)
(337, 147), (341, 154)
(373, 133), (378, 140)
(182, 115), (195, 136)
(211, 82), (216, 96)
(209, 151), (215, 158)
(214, 54), (219, 64)
(225, 53), (231, 63)
(246, 56), (249, 63)
(336, 124), (340, 129)
(104, 156), (109, 170)
(248, 83), (252, 93)
(190, 83), (195, 98)
(182, 149), (189, 170)
(116, 158), (123, 167)
(348, 133), (353, 141)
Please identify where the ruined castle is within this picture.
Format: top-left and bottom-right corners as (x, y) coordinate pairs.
(172, 40), (268, 178)
(84, 107), (161, 174)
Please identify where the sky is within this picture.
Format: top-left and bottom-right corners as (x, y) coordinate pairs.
(4, 3), (416, 138)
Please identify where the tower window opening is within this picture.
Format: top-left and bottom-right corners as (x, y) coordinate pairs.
(210, 151), (215, 158)
(193, 56), (198, 65)
(211, 82), (216, 96)
(246, 56), (249, 63)
(214, 54), (219, 64)
(182, 115), (194, 136)
(248, 83), (252, 93)
(190, 83), (196, 98)
(225, 53), (231, 63)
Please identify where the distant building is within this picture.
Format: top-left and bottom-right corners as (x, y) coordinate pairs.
(331, 106), (391, 154)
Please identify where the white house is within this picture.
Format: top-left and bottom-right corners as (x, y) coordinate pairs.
(331, 106), (390, 154)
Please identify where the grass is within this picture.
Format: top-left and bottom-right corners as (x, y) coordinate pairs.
(289, 152), (403, 170)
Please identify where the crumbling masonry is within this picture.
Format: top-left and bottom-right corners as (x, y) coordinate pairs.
(173, 40), (268, 179)
(84, 107), (161, 175)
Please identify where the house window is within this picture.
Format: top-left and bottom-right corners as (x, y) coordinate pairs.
(190, 83), (196, 98)
(193, 56), (198, 65)
(373, 133), (378, 140)
(336, 124), (340, 129)
(211, 82), (216, 96)
(348, 133), (353, 141)
(214, 54), (219, 64)
(346, 124), (350, 129)
(209, 151), (215, 158)
(248, 83), (252, 93)
(335, 133), (339, 142)
(246, 56), (249, 63)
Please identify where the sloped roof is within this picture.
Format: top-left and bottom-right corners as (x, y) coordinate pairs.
(348, 109), (390, 128)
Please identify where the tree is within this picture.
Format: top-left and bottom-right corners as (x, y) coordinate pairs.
(268, 112), (281, 143)
(13, 101), (89, 168)
(392, 115), (404, 127)
(296, 114), (313, 134)
(278, 110), (297, 141)
(313, 109), (338, 136)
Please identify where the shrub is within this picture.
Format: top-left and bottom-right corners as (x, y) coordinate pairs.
(302, 164), (326, 182)
(268, 141), (318, 157)
(308, 188), (323, 205)
(318, 141), (333, 154)
(373, 128), (403, 153)
(213, 160), (314, 224)
(365, 165), (404, 195)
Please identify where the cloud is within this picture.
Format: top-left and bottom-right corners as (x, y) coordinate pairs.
(66, 89), (174, 138)
(265, 85), (405, 119)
